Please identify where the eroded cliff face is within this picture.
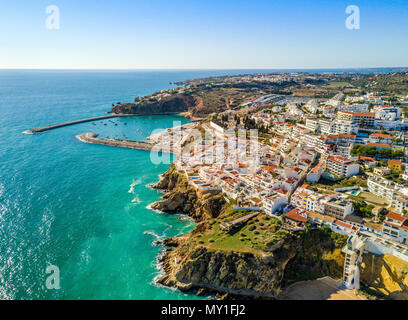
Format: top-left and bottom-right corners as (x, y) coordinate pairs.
(158, 227), (346, 298)
(159, 243), (293, 297)
(151, 165), (226, 222)
(110, 94), (201, 116)
(282, 229), (346, 286)
(361, 253), (408, 300)
(152, 166), (408, 299)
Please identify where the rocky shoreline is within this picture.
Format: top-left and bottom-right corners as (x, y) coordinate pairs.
(150, 164), (226, 222)
(149, 164), (348, 299)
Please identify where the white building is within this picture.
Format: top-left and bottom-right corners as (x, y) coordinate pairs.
(326, 155), (359, 179)
(319, 119), (358, 135)
(339, 103), (369, 113)
(306, 161), (325, 183)
(262, 190), (288, 216)
(373, 105), (401, 121)
(382, 212), (408, 244)
(367, 175), (401, 203)
(369, 133), (393, 144)
(305, 118), (319, 132)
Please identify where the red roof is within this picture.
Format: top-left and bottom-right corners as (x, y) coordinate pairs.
(360, 156), (376, 162)
(338, 110), (375, 117)
(285, 209), (308, 223)
(366, 143), (392, 148)
(370, 133), (392, 139)
(275, 189), (288, 195)
(334, 220), (359, 230)
(339, 134), (355, 138)
(262, 165), (278, 172)
(327, 155), (350, 164)
(353, 112), (375, 117)
(386, 212), (406, 222)
(388, 160), (402, 165)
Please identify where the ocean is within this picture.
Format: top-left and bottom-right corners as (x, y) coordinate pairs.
(0, 68), (404, 299)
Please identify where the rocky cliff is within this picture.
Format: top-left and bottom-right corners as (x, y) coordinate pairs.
(361, 253), (408, 300)
(151, 165), (408, 299)
(151, 165), (349, 298)
(157, 223), (347, 298)
(110, 94), (201, 116)
(151, 165), (226, 222)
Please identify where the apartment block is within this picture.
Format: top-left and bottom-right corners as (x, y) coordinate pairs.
(326, 155), (359, 179)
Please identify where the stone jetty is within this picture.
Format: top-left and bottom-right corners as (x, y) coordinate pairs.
(76, 132), (173, 153)
(25, 114), (136, 134)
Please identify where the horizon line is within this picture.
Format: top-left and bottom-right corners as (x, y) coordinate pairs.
(0, 66), (407, 71)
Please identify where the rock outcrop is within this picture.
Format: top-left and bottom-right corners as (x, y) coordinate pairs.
(151, 165), (226, 222)
(361, 253), (408, 299)
(158, 227), (347, 298)
(150, 164), (349, 298)
(110, 94), (201, 116)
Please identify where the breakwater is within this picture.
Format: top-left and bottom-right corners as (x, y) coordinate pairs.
(24, 114), (136, 134)
(76, 132), (156, 151)
(76, 132), (174, 154)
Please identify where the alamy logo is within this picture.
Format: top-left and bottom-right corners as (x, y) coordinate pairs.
(345, 5), (360, 30)
(45, 265), (60, 290)
(45, 5), (60, 30)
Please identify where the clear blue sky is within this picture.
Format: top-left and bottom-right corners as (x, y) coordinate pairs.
(0, 0), (407, 69)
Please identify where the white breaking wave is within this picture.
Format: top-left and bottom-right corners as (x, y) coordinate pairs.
(143, 230), (165, 241)
(143, 230), (166, 248)
(131, 195), (141, 204)
(128, 178), (142, 194)
(146, 203), (165, 214)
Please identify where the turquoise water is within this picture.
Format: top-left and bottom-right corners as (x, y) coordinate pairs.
(0, 68), (405, 300)
(0, 70), (229, 300)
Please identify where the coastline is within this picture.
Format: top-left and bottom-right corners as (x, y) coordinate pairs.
(178, 112), (205, 122)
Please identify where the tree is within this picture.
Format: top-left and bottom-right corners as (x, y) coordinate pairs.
(392, 149), (404, 158)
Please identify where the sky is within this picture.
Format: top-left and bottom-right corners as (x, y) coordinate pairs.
(0, 0), (407, 69)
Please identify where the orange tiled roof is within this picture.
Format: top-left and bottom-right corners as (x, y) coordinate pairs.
(353, 112), (375, 117)
(285, 209), (308, 223)
(366, 143), (392, 148)
(388, 160), (401, 165)
(360, 156), (376, 162)
(386, 212), (406, 222)
(370, 133), (393, 139)
(339, 134), (355, 138)
(275, 189), (288, 195)
(334, 219), (359, 230)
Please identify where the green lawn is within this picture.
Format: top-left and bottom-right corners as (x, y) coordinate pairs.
(328, 81), (350, 88)
(189, 211), (287, 255)
(310, 176), (367, 191)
